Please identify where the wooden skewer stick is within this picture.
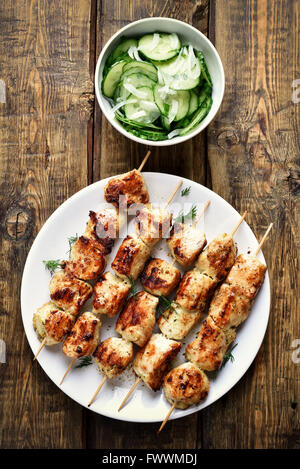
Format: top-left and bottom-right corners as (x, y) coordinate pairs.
(169, 199), (210, 268)
(230, 210), (248, 237)
(158, 221), (274, 433)
(192, 200), (210, 228)
(254, 223), (273, 256)
(88, 376), (108, 407)
(118, 377), (141, 412)
(138, 150), (151, 172)
(164, 180), (183, 208)
(60, 357), (76, 385)
(87, 181), (183, 407)
(33, 338), (46, 361)
(157, 402), (176, 434)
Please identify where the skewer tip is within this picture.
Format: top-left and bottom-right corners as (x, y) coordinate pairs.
(33, 338), (46, 361)
(157, 402), (176, 433)
(59, 357), (76, 385)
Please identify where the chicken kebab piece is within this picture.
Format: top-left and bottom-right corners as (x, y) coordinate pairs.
(33, 271), (93, 359)
(104, 151), (151, 209)
(88, 292), (162, 408)
(158, 212), (248, 340)
(88, 182), (184, 406)
(60, 312), (101, 384)
(158, 223), (272, 433)
(116, 211), (246, 411)
(32, 153), (151, 360)
(139, 201), (211, 298)
(118, 333), (182, 411)
(92, 181), (182, 320)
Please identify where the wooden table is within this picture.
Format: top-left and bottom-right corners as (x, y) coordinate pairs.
(0, 0), (299, 449)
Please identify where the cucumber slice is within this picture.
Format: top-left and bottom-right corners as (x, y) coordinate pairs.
(187, 90), (198, 116)
(115, 111), (163, 130)
(156, 48), (201, 90)
(138, 33), (181, 62)
(124, 86), (160, 124)
(117, 73), (156, 102)
(122, 73), (155, 90)
(106, 38), (138, 66)
(196, 51), (212, 87)
(153, 84), (190, 121)
(102, 59), (128, 98)
(198, 82), (212, 107)
(124, 125), (168, 141)
(161, 115), (171, 131)
(179, 95), (212, 136)
(123, 61), (158, 81)
(122, 67), (157, 82)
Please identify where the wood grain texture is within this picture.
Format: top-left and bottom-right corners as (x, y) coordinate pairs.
(204, 0), (300, 449)
(0, 0), (94, 448)
(1, 0), (299, 450)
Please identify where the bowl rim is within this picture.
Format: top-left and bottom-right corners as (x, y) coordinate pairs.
(95, 17), (225, 147)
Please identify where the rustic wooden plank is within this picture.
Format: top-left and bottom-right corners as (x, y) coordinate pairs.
(87, 0), (209, 449)
(0, 0), (94, 448)
(204, 0), (300, 448)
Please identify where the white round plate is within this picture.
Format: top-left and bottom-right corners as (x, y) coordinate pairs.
(21, 172), (270, 423)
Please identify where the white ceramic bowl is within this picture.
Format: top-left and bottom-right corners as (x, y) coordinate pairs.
(95, 17), (225, 147)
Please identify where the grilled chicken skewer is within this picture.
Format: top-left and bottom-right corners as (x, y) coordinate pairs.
(104, 151), (151, 209)
(167, 200), (210, 268)
(92, 180), (182, 319)
(118, 334), (181, 411)
(140, 201), (210, 298)
(60, 312), (101, 384)
(33, 152), (151, 360)
(157, 212), (247, 340)
(158, 223), (272, 433)
(88, 182), (184, 405)
(117, 211), (246, 411)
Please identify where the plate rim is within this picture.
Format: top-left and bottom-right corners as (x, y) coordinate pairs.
(20, 172), (271, 423)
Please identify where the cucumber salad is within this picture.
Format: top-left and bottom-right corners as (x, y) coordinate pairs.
(101, 33), (213, 141)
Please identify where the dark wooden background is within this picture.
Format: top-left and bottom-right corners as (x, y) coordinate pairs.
(0, 0), (299, 449)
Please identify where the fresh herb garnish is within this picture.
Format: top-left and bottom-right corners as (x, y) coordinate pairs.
(67, 234), (78, 258)
(221, 343), (238, 367)
(174, 205), (197, 223)
(43, 259), (61, 275)
(75, 356), (93, 368)
(157, 295), (175, 318)
(127, 276), (137, 297)
(181, 186), (191, 197)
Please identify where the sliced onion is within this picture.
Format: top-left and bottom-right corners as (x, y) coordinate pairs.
(170, 33), (179, 49)
(157, 69), (164, 85)
(124, 83), (148, 99)
(157, 85), (176, 100)
(109, 98), (137, 115)
(167, 128), (183, 139)
(128, 46), (145, 62)
(168, 99), (178, 124)
(187, 45), (201, 79)
(130, 110), (147, 119)
(147, 33), (160, 50)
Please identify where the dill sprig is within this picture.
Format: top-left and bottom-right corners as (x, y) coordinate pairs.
(75, 356), (93, 368)
(174, 205), (197, 224)
(127, 276), (137, 297)
(43, 259), (61, 275)
(181, 186), (191, 197)
(221, 343), (238, 368)
(67, 234), (78, 258)
(157, 295), (174, 318)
